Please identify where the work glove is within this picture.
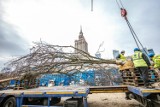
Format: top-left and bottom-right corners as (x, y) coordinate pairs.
(116, 60), (124, 65)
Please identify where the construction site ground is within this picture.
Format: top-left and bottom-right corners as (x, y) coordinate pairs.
(88, 83), (160, 107)
(87, 93), (140, 107)
(57, 93), (140, 107)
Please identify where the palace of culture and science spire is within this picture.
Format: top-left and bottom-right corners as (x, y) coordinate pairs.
(74, 27), (88, 54)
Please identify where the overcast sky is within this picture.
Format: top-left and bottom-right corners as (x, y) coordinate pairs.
(0, 0), (160, 68)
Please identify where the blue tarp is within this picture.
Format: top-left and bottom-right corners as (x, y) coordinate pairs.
(39, 70), (95, 86)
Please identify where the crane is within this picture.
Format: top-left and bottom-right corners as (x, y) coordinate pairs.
(95, 41), (105, 58)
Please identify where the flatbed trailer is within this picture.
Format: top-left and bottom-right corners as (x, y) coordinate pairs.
(0, 86), (89, 107)
(89, 85), (128, 93)
(0, 85), (160, 107)
(127, 86), (160, 107)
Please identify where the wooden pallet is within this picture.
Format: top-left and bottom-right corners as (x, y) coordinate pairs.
(121, 68), (159, 86)
(14, 87), (24, 90)
(14, 79), (40, 90)
(123, 82), (144, 87)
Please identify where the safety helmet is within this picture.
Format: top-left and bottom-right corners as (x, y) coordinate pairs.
(134, 48), (140, 52)
(121, 50), (125, 53)
(148, 53), (155, 57)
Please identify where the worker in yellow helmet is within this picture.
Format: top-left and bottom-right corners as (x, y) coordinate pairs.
(148, 53), (160, 77)
(148, 53), (160, 70)
(117, 50), (127, 100)
(132, 48), (151, 88)
(116, 50), (126, 61)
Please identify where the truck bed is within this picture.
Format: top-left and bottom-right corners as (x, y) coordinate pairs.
(0, 86), (89, 97)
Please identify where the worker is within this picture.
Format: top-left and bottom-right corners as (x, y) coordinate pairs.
(148, 53), (160, 77)
(116, 50), (126, 61)
(148, 53), (160, 70)
(132, 48), (151, 88)
(116, 50), (128, 100)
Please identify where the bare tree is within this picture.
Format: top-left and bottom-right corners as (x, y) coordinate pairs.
(0, 42), (117, 83)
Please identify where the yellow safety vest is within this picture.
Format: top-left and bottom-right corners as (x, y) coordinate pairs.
(132, 51), (148, 67)
(153, 55), (160, 68)
(119, 54), (126, 61)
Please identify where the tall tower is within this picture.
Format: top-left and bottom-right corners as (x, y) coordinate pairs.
(75, 26), (88, 53)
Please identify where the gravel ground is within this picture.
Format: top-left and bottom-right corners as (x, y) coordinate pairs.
(87, 93), (141, 107)
(59, 93), (142, 107)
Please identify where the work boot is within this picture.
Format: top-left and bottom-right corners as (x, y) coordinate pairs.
(125, 96), (131, 100)
(125, 92), (131, 100)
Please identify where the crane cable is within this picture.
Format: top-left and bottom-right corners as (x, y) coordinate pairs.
(91, 0), (93, 11)
(116, 0), (124, 9)
(115, 0), (121, 9)
(125, 15), (148, 55)
(116, 0), (140, 48)
(115, 0), (148, 55)
(125, 18), (146, 50)
(125, 18), (140, 49)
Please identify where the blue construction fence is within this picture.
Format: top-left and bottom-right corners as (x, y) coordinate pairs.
(39, 70), (95, 86)
(9, 70), (95, 86)
(10, 69), (133, 86)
